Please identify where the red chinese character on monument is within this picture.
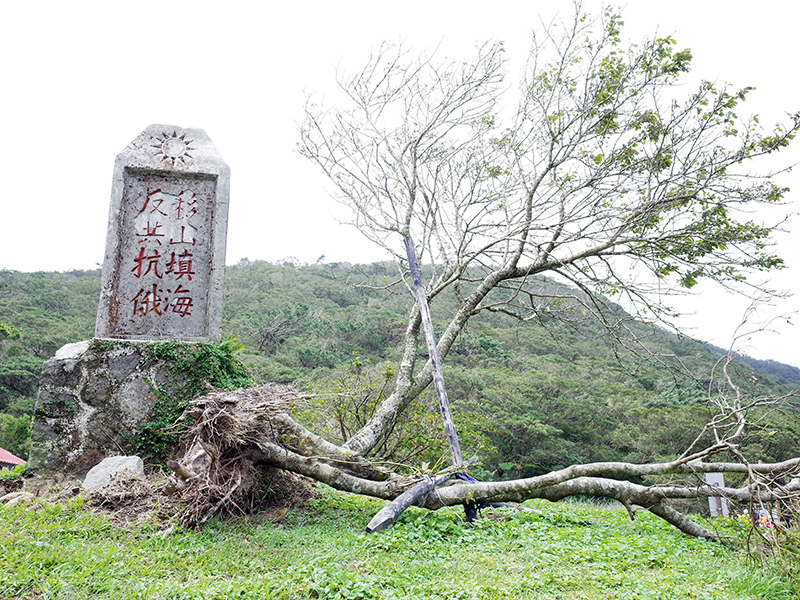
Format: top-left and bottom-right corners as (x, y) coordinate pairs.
(166, 250), (195, 281)
(131, 283), (164, 316)
(169, 225), (197, 246)
(140, 188), (168, 216)
(137, 220), (165, 245)
(131, 247), (163, 279)
(162, 284), (192, 317)
(172, 296), (193, 317)
(173, 191), (198, 219)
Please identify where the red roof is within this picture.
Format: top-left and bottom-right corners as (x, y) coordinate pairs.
(0, 446), (25, 467)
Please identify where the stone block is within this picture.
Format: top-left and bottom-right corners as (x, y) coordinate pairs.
(30, 337), (247, 479)
(56, 340), (91, 360)
(35, 391), (79, 419)
(96, 125), (230, 343)
(117, 377), (157, 428)
(108, 352), (141, 380)
(40, 357), (82, 389)
(82, 456), (145, 490)
(30, 340), (179, 477)
(82, 374), (114, 407)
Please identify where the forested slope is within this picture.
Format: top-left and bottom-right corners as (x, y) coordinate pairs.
(1, 262), (798, 481)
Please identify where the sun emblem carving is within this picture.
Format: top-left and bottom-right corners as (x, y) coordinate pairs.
(152, 131), (194, 166)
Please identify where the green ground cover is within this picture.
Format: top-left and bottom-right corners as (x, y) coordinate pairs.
(1, 487), (796, 600)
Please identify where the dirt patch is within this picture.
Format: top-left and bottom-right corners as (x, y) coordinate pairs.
(83, 465), (318, 529)
(86, 470), (180, 527)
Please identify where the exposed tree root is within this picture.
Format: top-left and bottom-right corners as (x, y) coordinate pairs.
(163, 384), (319, 528)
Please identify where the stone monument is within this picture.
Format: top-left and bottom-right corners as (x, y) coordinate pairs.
(96, 125), (230, 342)
(29, 126), (235, 477)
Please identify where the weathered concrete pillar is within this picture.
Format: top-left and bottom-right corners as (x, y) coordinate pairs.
(96, 125), (230, 343)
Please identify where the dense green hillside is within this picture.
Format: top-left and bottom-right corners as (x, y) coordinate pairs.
(0, 270), (100, 457)
(1, 263), (798, 480)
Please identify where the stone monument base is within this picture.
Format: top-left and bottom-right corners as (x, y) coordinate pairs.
(28, 339), (231, 477)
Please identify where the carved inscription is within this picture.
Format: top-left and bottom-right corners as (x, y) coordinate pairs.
(108, 172), (216, 337)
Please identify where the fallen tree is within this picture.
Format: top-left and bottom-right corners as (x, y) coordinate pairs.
(165, 369), (799, 539)
(168, 4), (800, 537)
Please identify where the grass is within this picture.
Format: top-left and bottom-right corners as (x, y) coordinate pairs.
(1, 488), (797, 600)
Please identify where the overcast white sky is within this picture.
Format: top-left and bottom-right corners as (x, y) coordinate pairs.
(1, 1), (798, 366)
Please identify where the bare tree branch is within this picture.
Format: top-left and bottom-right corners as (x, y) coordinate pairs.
(200, 3), (800, 537)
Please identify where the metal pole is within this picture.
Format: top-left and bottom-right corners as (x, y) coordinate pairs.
(403, 235), (463, 467)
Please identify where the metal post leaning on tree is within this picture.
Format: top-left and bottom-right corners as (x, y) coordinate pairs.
(365, 235), (476, 533)
(403, 235), (465, 467)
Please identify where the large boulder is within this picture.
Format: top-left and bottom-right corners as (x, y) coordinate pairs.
(82, 456), (145, 490)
